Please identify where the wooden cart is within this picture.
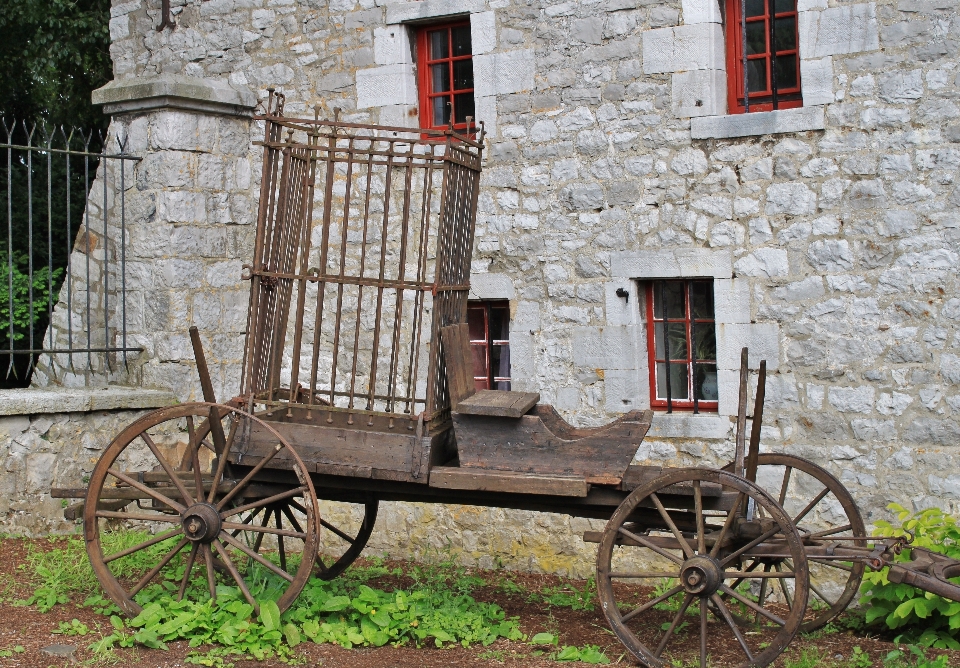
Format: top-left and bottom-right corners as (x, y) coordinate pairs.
(52, 93), (960, 667)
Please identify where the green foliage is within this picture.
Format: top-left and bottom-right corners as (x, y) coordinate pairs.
(0, 253), (62, 343)
(885, 645), (950, 668)
(536, 577), (596, 612)
(553, 645), (610, 664)
(783, 648), (826, 668)
(53, 618), (90, 636)
(847, 646), (872, 668)
(0, 646), (24, 658)
(860, 504), (960, 649)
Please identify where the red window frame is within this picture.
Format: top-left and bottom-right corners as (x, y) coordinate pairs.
(467, 301), (511, 391)
(645, 280), (718, 413)
(725, 0), (803, 114)
(416, 21), (476, 133)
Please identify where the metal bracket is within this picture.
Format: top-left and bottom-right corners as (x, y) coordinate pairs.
(158, 0), (176, 31)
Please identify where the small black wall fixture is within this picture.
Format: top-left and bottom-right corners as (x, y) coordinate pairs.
(615, 287), (629, 302)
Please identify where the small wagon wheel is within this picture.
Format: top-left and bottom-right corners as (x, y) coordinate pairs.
(313, 496), (379, 580)
(83, 402), (320, 617)
(724, 453), (866, 632)
(596, 468), (808, 668)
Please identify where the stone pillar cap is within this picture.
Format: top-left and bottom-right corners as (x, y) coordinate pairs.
(93, 74), (257, 118)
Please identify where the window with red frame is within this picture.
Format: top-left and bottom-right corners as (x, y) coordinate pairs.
(417, 22), (476, 132)
(725, 0), (802, 114)
(645, 280), (718, 413)
(467, 301), (510, 391)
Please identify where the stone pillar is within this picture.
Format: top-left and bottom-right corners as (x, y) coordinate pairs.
(36, 74), (257, 403)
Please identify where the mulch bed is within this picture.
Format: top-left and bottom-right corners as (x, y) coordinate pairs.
(0, 537), (955, 667)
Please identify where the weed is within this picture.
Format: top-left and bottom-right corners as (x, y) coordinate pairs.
(884, 645), (950, 668)
(0, 646), (24, 658)
(653, 578), (684, 612)
(495, 575), (526, 597)
(783, 647), (826, 668)
(53, 618), (91, 636)
(478, 648), (507, 661)
(847, 646), (872, 668)
(553, 644), (610, 664)
(539, 577), (596, 611)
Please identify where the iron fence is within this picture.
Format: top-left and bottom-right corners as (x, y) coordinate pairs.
(0, 120), (142, 386)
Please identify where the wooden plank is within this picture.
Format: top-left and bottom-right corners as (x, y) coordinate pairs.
(455, 390), (540, 418)
(620, 465), (723, 496)
(440, 323), (476, 409)
(429, 466), (589, 497)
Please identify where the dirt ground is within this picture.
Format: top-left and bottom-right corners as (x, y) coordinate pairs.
(0, 537), (956, 668)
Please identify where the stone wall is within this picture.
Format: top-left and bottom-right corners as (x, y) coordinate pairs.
(31, 0), (960, 574)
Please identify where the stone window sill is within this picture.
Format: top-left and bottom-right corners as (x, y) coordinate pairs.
(648, 413), (732, 440)
(0, 387), (178, 416)
(690, 106), (825, 140)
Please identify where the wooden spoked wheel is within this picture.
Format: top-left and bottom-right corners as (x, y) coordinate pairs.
(596, 468), (808, 668)
(83, 402), (320, 617)
(314, 497), (379, 580)
(724, 454), (866, 632)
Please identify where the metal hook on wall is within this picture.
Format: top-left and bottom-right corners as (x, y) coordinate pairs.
(158, 0), (176, 32)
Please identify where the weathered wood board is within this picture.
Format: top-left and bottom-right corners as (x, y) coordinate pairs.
(429, 466), (589, 497)
(456, 390), (540, 418)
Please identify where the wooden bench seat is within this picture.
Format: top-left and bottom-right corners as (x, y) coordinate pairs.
(455, 389), (539, 418)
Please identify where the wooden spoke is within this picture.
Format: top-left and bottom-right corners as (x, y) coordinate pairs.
(618, 526), (683, 565)
(222, 487), (308, 519)
(693, 480), (705, 555)
(809, 558), (854, 572)
(793, 486), (830, 525)
(718, 584), (786, 626)
(281, 505), (305, 534)
(252, 508), (270, 554)
(96, 510), (179, 523)
(276, 509), (287, 572)
(139, 431), (194, 505)
(778, 466), (792, 506)
(711, 593), (755, 663)
(608, 572), (682, 579)
(103, 527), (184, 564)
(620, 584), (684, 624)
(213, 539), (259, 613)
(186, 415), (205, 495)
(221, 520), (306, 539)
(216, 444), (284, 510)
(774, 562), (793, 608)
(206, 418), (239, 504)
(129, 538), (190, 597)
(699, 598), (708, 667)
(219, 530), (295, 583)
(755, 567), (770, 625)
(106, 468), (186, 513)
(810, 524), (853, 538)
(719, 525), (781, 568)
(725, 570), (795, 579)
(319, 517), (358, 544)
(230, 506), (265, 538)
(178, 544), (200, 602)
(655, 593), (694, 658)
(709, 492), (743, 559)
(203, 544), (217, 601)
(809, 580), (835, 606)
(650, 492), (694, 559)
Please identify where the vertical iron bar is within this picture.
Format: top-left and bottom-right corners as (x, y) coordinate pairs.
(26, 123), (34, 378)
(46, 130), (53, 359)
(328, 136), (356, 413)
(84, 132), (92, 374)
(742, 0), (750, 113)
(366, 147), (395, 413)
(660, 280), (672, 414)
(347, 149), (375, 411)
(690, 282), (698, 415)
(768, 0), (779, 110)
(119, 136), (128, 368)
(404, 153), (435, 415)
(5, 122), (13, 378)
(385, 143), (416, 413)
(64, 128), (73, 371)
(102, 131), (111, 372)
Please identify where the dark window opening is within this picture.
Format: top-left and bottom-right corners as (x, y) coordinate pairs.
(467, 301), (510, 391)
(417, 21), (476, 132)
(645, 280), (718, 413)
(725, 0), (802, 114)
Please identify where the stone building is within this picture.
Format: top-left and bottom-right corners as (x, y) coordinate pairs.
(17, 0), (960, 573)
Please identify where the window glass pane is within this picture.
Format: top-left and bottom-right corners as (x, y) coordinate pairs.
(432, 96), (450, 126)
(453, 59), (474, 91)
(429, 30), (448, 60)
(775, 54), (798, 89)
(656, 363), (689, 400)
(748, 59), (767, 93)
(652, 281), (685, 319)
(467, 306), (485, 340)
(695, 363), (719, 401)
(454, 93), (476, 124)
(431, 63), (450, 93)
(745, 21), (767, 55)
(690, 281), (715, 320)
(774, 16), (797, 50)
(489, 304), (509, 340)
(774, 0), (795, 12)
(745, 0), (765, 17)
(451, 25), (472, 56)
(491, 343), (510, 381)
(655, 323), (688, 360)
(693, 323), (716, 362)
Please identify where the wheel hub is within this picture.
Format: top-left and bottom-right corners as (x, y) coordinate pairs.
(679, 555), (722, 596)
(181, 503), (222, 544)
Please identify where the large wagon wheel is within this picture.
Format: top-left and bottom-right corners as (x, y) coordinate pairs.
(724, 453), (866, 632)
(83, 402), (319, 617)
(313, 496), (378, 580)
(596, 468), (808, 668)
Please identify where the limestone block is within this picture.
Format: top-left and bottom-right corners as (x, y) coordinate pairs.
(471, 11), (497, 55)
(603, 369), (642, 413)
(386, 0), (485, 24)
(356, 64), (417, 108)
(672, 70), (726, 118)
(475, 95), (497, 137)
(798, 3), (880, 58)
(374, 25), (413, 65)
(469, 273), (514, 300)
(0, 388), (176, 416)
(572, 326), (639, 370)
(605, 282), (639, 327)
(800, 57), (834, 106)
(716, 323), (780, 371)
(109, 15), (129, 41)
(379, 105), (419, 129)
(713, 279), (750, 324)
(765, 182), (817, 215)
(680, 0), (722, 24)
(691, 106), (825, 139)
(734, 249), (789, 278)
(473, 49), (535, 97)
(611, 249), (733, 279)
(642, 23), (723, 74)
(157, 191), (206, 224)
(508, 332), (536, 390)
(649, 414), (730, 439)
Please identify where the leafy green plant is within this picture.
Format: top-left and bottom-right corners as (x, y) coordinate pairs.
(885, 645), (950, 668)
(0, 253), (61, 343)
(848, 646), (872, 668)
(0, 646), (24, 658)
(539, 577), (596, 611)
(553, 644), (610, 664)
(783, 647), (826, 668)
(860, 504), (960, 649)
(53, 618), (90, 636)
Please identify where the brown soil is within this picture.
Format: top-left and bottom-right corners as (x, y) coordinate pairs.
(0, 537), (956, 668)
